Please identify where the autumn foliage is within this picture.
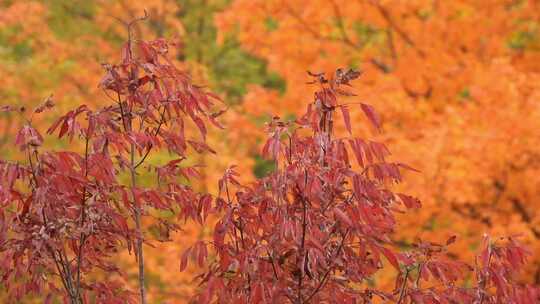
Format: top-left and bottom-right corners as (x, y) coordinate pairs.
(0, 16), (222, 303)
(214, 0), (540, 286)
(1, 1), (540, 304)
(185, 70), (538, 303)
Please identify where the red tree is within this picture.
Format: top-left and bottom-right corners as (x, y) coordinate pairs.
(189, 70), (539, 303)
(0, 17), (222, 303)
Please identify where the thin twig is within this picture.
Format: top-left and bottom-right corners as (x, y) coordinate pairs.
(133, 106), (167, 169)
(396, 268), (411, 304)
(478, 248), (493, 304)
(303, 229), (350, 303)
(266, 248), (279, 281)
(75, 128), (91, 301)
(297, 190), (308, 303)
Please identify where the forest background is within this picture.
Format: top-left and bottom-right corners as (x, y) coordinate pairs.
(1, 0), (539, 303)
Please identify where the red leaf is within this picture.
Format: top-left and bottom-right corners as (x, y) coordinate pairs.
(360, 103), (381, 130)
(398, 193), (421, 209)
(340, 105), (352, 135)
(121, 42), (130, 64)
(44, 294), (53, 304)
(262, 135), (280, 160)
(188, 140), (216, 154)
(206, 91), (224, 103)
(0, 105), (14, 112)
(213, 221), (226, 248)
(34, 94), (54, 113)
(138, 41), (156, 63)
(87, 115), (96, 139)
(120, 187), (131, 209)
(113, 213), (129, 235)
(446, 235), (457, 246)
(180, 247), (191, 272)
(58, 118), (70, 139)
(334, 207), (353, 227)
(195, 117), (207, 140)
(15, 125), (43, 150)
(197, 242), (207, 267)
(369, 141), (390, 162)
(380, 246), (400, 271)
(397, 162), (421, 173)
(252, 283), (264, 303)
(47, 115), (65, 135)
(348, 139), (364, 167)
(338, 141), (349, 166)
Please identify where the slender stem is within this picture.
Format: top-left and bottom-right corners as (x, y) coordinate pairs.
(478, 249), (493, 304)
(133, 106), (166, 169)
(132, 139), (146, 304)
(415, 262), (423, 289)
(117, 88), (146, 304)
(396, 268), (410, 304)
(27, 141), (79, 302)
(238, 218), (251, 295)
(58, 247), (78, 303)
(266, 248), (279, 281)
(48, 247), (71, 299)
(225, 180), (251, 295)
(303, 229), (349, 303)
(74, 131), (90, 302)
(297, 191), (307, 304)
(28, 146), (80, 302)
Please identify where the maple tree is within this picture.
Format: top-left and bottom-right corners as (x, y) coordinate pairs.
(0, 13), (223, 303)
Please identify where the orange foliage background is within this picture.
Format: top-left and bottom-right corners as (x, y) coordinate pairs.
(1, 0), (540, 302)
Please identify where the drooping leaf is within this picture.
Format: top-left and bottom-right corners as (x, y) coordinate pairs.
(340, 105), (352, 135)
(360, 103), (381, 130)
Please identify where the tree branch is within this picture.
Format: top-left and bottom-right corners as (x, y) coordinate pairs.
(303, 229), (350, 303)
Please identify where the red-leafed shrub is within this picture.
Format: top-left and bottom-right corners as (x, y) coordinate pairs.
(0, 18), (222, 304)
(187, 70), (539, 304)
